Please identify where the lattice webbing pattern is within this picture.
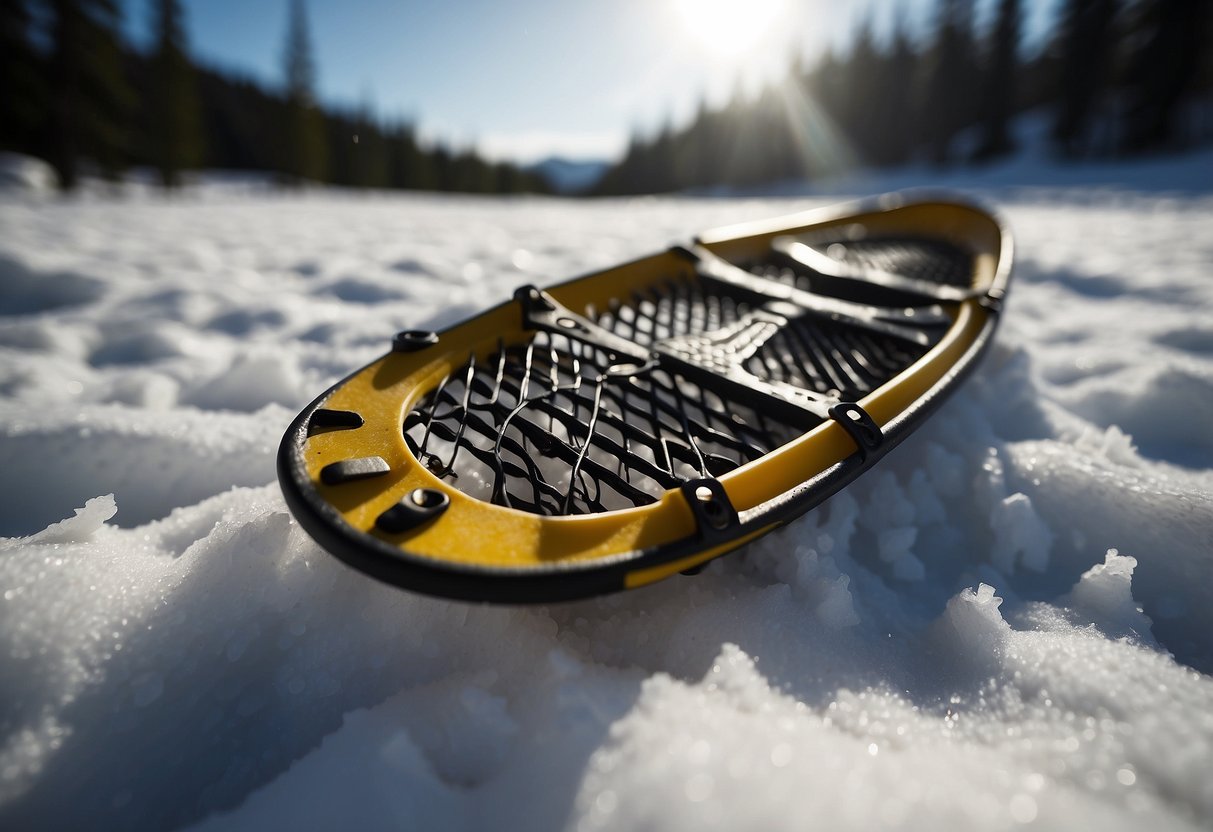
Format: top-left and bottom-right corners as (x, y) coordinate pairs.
(742, 316), (932, 399)
(817, 238), (975, 287)
(588, 276), (751, 347)
(403, 330), (801, 517)
(751, 236), (975, 292)
(583, 267), (941, 400)
(402, 239), (965, 517)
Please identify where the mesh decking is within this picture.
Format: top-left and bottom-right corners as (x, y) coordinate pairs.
(740, 317), (929, 396)
(750, 235), (976, 294)
(403, 239), (969, 518)
(813, 237), (975, 287)
(403, 329), (799, 516)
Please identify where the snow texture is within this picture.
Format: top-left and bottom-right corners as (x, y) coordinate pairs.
(1, 151), (1212, 830)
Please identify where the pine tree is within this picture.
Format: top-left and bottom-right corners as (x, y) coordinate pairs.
(1051, 0), (1118, 157)
(0, 0), (45, 154)
(1121, 0), (1212, 153)
(350, 100), (389, 188)
(45, 0), (134, 189)
(922, 0), (978, 165)
(845, 15), (881, 165)
(881, 12), (920, 168)
(975, 0), (1021, 160)
(281, 0), (327, 183)
(386, 123), (439, 191)
(149, 0), (203, 187)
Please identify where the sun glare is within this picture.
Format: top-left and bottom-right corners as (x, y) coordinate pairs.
(674, 0), (790, 58)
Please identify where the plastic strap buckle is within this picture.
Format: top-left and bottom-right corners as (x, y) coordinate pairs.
(828, 402), (883, 461)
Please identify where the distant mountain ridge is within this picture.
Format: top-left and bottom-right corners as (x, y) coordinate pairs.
(527, 157), (610, 195)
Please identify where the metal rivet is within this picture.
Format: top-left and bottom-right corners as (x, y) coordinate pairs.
(410, 488), (446, 509)
(392, 330), (439, 352)
(694, 486), (729, 530)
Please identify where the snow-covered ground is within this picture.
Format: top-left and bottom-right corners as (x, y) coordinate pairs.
(1, 153), (1212, 830)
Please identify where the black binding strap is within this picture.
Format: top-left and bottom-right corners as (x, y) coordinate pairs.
(828, 402), (883, 461)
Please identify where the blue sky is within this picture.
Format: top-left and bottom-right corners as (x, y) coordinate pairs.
(119, 0), (1057, 164)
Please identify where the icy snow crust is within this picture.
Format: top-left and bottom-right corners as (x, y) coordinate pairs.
(1, 181), (1212, 830)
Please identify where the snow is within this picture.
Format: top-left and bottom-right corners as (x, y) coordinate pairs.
(0, 153), (56, 194)
(1, 151), (1212, 830)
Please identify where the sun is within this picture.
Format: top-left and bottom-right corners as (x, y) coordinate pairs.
(674, 0), (791, 58)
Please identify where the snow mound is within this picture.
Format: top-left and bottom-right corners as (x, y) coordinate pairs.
(0, 404), (287, 532)
(19, 495), (117, 545)
(0, 255), (105, 316)
(1, 176), (1212, 830)
(1063, 550), (1156, 642)
(0, 153), (56, 193)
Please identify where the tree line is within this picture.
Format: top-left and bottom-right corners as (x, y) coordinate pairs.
(0, 0), (549, 193)
(596, 0), (1213, 195)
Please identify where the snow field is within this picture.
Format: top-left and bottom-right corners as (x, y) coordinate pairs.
(1, 178), (1212, 830)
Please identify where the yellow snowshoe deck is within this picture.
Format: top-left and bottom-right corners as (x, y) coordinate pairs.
(278, 193), (1012, 602)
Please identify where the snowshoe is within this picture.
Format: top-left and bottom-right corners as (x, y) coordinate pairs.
(278, 193), (1012, 602)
